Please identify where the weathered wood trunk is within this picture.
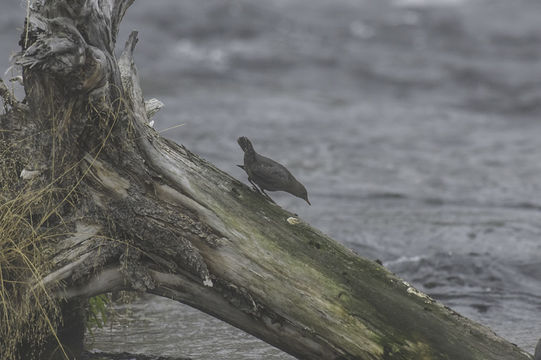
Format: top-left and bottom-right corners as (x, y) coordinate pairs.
(0, 1), (534, 359)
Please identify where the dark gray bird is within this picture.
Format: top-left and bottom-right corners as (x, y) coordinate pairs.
(237, 136), (311, 205)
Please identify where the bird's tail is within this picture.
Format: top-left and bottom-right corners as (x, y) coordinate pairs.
(237, 136), (255, 156)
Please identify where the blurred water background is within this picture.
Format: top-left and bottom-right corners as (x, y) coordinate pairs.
(1, 0), (540, 359)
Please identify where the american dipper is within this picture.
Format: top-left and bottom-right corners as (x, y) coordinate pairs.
(237, 136), (311, 205)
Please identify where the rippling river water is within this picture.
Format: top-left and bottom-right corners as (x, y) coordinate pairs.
(2, 0), (540, 358)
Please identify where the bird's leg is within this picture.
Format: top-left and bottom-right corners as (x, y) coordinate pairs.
(248, 178), (263, 194)
(248, 178), (276, 204)
(260, 189), (276, 204)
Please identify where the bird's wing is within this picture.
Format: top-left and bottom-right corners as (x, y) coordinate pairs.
(250, 155), (292, 190)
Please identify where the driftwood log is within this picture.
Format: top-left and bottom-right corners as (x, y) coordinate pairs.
(0, 1), (534, 359)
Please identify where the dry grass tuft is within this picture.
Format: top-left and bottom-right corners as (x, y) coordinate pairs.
(0, 89), (130, 359)
(0, 120), (69, 360)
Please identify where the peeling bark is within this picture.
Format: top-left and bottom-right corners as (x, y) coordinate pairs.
(0, 1), (534, 359)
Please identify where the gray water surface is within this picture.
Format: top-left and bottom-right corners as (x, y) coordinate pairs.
(1, 0), (540, 358)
